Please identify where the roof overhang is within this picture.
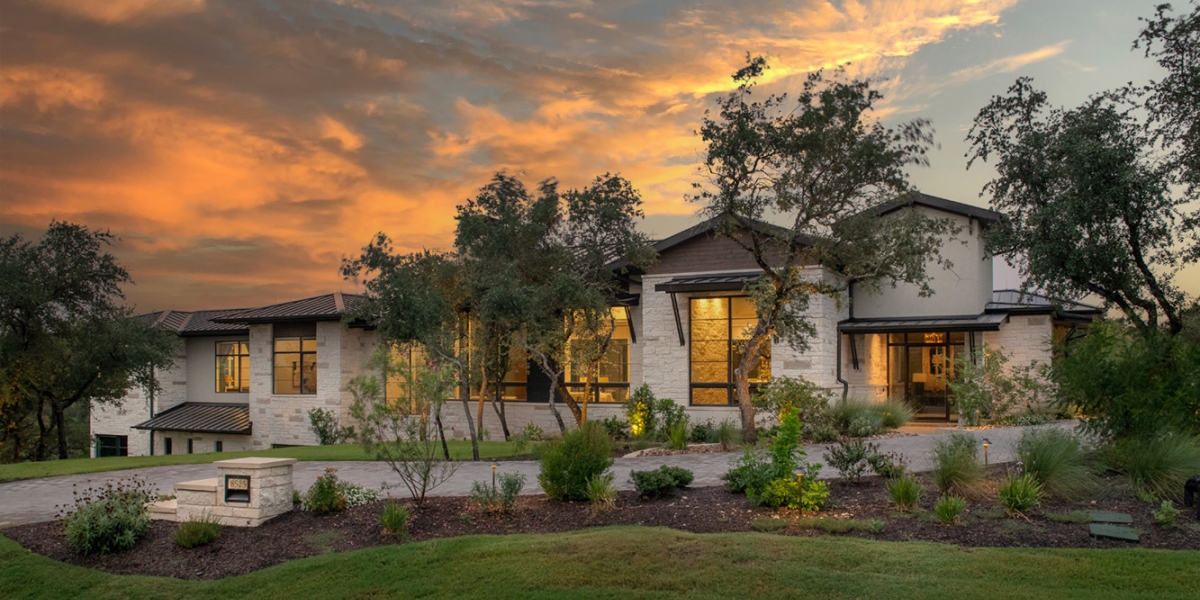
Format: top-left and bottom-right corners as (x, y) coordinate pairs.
(838, 312), (1007, 334)
(654, 271), (763, 293)
(133, 403), (252, 435)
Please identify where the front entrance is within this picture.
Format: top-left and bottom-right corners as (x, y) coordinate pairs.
(887, 332), (967, 420)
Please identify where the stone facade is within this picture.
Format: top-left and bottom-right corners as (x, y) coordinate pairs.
(984, 314), (1055, 373)
(90, 344), (188, 457)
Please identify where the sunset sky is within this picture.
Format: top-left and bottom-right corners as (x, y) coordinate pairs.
(2, 0), (1194, 312)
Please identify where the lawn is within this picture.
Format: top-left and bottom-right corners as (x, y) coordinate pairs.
(0, 440), (535, 482)
(2, 527), (1197, 599)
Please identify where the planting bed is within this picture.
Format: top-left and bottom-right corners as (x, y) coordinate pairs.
(3, 465), (1196, 581)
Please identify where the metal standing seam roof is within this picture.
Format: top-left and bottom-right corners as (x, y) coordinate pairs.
(213, 292), (362, 324)
(987, 289), (1102, 315)
(132, 403), (252, 435)
(141, 308), (252, 336)
(839, 312), (1008, 333)
(654, 271), (764, 293)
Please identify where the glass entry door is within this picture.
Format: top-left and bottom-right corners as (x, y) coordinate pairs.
(887, 332), (966, 420)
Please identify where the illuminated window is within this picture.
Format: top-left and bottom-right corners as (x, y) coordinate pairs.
(215, 341), (250, 393)
(690, 297), (770, 405)
(565, 308), (632, 404)
(273, 322), (317, 395)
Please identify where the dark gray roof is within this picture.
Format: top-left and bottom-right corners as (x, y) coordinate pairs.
(654, 271), (763, 293)
(608, 215), (806, 271)
(869, 192), (1002, 225)
(141, 309), (252, 337)
(214, 292), (361, 324)
(133, 403), (252, 435)
(839, 313), (1008, 334)
(987, 290), (1102, 316)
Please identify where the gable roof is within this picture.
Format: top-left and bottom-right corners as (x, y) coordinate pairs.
(213, 292), (361, 324)
(608, 215), (803, 272)
(869, 192), (1001, 225)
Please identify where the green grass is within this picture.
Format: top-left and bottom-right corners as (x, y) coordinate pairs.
(3, 528), (1199, 599)
(0, 441), (537, 482)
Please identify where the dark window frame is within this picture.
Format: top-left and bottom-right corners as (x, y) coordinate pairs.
(215, 340), (250, 393)
(885, 331), (967, 421)
(95, 435), (128, 457)
(215, 440), (223, 453)
(164, 437), (173, 455)
(273, 335), (317, 395)
(688, 296), (771, 406)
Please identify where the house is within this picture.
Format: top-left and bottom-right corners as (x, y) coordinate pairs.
(91, 194), (1100, 457)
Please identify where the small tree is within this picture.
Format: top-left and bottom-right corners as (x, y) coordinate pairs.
(695, 57), (955, 442)
(947, 349), (1053, 427)
(348, 349), (459, 505)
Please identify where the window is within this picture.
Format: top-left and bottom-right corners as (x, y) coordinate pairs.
(565, 308), (632, 404)
(187, 439), (194, 454)
(95, 435), (128, 457)
(215, 440), (223, 453)
(274, 322), (317, 394)
(690, 297), (771, 405)
(886, 332), (966, 420)
(164, 437), (173, 455)
(216, 341), (250, 392)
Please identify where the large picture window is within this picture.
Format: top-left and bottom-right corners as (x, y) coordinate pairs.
(274, 322), (317, 395)
(95, 435), (128, 457)
(690, 297), (770, 405)
(886, 332), (966, 420)
(215, 341), (250, 393)
(565, 308), (632, 404)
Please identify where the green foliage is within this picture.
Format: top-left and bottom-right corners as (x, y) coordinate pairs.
(659, 466), (694, 487)
(793, 517), (884, 534)
(767, 410), (803, 479)
(380, 503), (411, 537)
(308, 407), (355, 445)
(623, 385), (685, 441)
(1, 222), (180, 461)
(470, 472), (526, 514)
(1152, 500), (1181, 529)
(665, 417), (689, 450)
(1104, 434), (1200, 501)
(303, 468), (349, 514)
(750, 516), (789, 532)
(1056, 321), (1200, 439)
(60, 477), (155, 555)
(716, 419), (743, 451)
(689, 421), (716, 443)
(998, 470), (1043, 515)
(867, 451), (908, 480)
(755, 477), (802, 509)
(799, 480), (830, 512)
(934, 495), (967, 525)
(1016, 427), (1095, 500)
(537, 421), (613, 501)
(872, 398), (915, 430)
(754, 376), (833, 425)
(630, 466), (693, 499)
(348, 350), (459, 505)
(827, 398), (911, 437)
(823, 439), (872, 483)
(886, 476), (923, 512)
(599, 417), (628, 441)
(721, 448), (775, 494)
(948, 349), (1053, 427)
(511, 423), (546, 455)
(930, 433), (985, 497)
(175, 515), (222, 549)
(585, 473), (616, 513)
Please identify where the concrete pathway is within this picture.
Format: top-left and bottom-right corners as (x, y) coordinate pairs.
(0, 421), (1073, 527)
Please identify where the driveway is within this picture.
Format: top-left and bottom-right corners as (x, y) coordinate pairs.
(0, 421), (1072, 527)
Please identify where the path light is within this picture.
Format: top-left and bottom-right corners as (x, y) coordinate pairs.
(796, 472), (804, 505)
(982, 439), (991, 466)
(492, 464), (497, 490)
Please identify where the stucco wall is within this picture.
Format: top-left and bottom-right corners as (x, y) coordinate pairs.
(851, 208), (993, 319)
(184, 335), (251, 404)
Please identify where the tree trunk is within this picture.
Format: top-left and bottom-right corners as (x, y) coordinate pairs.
(733, 332), (771, 445)
(476, 376), (487, 441)
(434, 406), (450, 460)
(34, 401), (49, 461)
(546, 380), (567, 435)
(457, 364), (480, 460)
(52, 401), (69, 460)
(491, 384), (510, 440)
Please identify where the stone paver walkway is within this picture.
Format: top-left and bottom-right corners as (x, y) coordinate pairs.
(0, 421), (1072, 527)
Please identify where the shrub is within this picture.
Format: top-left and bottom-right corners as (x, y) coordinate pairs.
(998, 468), (1043, 515)
(631, 465), (694, 499)
(380, 503), (411, 537)
(303, 468), (349, 514)
(1152, 500), (1180, 529)
(807, 422), (841, 443)
(766, 410), (804, 479)
(665, 417), (690, 450)
(1055, 321), (1200, 439)
(824, 439), (873, 483)
(949, 348), (1054, 427)
(931, 433), (985, 497)
(175, 515), (222, 549)
(868, 451), (908, 480)
(586, 473), (617, 513)
(750, 473), (828, 511)
(799, 480), (830, 512)
(470, 472), (526, 513)
(1016, 427), (1095, 500)
(623, 385), (685, 440)
(599, 416), (628, 441)
(308, 407), (354, 445)
(537, 421), (613, 501)
(753, 376), (833, 425)
(341, 482), (380, 509)
(689, 420), (716, 443)
(872, 398), (914, 430)
(934, 495), (967, 525)
(722, 448), (775, 494)
(716, 418), (743, 451)
(1105, 434), (1200, 501)
(61, 477), (156, 555)
(886, 476), (923, 512)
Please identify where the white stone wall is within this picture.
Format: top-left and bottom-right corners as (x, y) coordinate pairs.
(249, 321), (345, 449)
(90, 344), (188, 457)
(983, 314), (1054, 372)
(153, 430), (254, 455)
(840, 332), (890, 401)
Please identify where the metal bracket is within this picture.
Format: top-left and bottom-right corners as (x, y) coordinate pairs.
(669, 293), (685, 346)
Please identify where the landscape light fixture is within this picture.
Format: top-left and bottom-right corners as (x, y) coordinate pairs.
(982, 438), (991, 466)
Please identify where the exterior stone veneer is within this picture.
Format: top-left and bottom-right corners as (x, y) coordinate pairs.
(166, 457), (297, 527)
(90, 346), (188, 457)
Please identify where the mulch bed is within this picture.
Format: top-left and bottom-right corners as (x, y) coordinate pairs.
(4, 467), (1197, 581)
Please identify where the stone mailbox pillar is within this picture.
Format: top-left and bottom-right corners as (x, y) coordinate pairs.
(210, 457), (297, 527)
